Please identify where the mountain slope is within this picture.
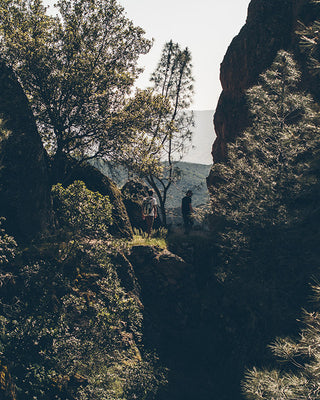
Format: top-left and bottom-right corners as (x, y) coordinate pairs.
(92, 160), (211, 209)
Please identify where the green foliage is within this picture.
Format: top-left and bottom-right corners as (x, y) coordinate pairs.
(205, 50), (320, 399)
(0, 183), (167, 399)
(234, 70), (320, 393)
(242, 284), (320, 400)
(151, 41), (194, 114)
(210, 50), (320, 230)
(208, 51), (320, 292)
(123, 353), (168, 400)
(0, 218), (16, 303)
(52, 180), (113, 239)
(146, 41), (194, 224)
(0, 221), (166, 399)
(126, 40), (195, 224)
(297, 12), (320, 77)
(131, 228), (168, 249)
(114, 88), (171, 177)
(209, 50), (320, 280)
(0, 218), (16, 265)
(0, 0), (152, 160)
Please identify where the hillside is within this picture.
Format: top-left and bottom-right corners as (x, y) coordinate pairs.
(91, 159), (211, 209)
(91, 108), (214, 214)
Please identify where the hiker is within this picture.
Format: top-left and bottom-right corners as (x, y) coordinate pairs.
(142, 189), (158, 237)
(181, 189), (194, 234)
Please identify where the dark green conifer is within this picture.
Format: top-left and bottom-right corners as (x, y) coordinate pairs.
(210, 50), (320, 229)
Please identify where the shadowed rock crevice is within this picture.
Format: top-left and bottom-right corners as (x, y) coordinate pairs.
(128, 245), (203, 400)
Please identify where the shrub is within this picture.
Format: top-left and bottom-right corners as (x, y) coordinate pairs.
(52, 181), (113, 239)
(0, 237), (166, 399)
(0, 217), (17, 266)
(0, 203), (166, 399)
(242, 284), (320, 400)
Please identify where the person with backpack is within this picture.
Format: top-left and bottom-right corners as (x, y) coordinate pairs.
(181, 189), (194, 234)
(142, 189), (158, 237)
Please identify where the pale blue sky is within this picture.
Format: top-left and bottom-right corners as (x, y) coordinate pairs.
(118, 0), (251, 110)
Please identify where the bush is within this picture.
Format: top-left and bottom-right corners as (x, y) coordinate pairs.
(52, 181), (113, 239)
(0, 217), (17, 266)
(0, 202), (166, 398)
(242, 284), (320, 400)
(0, 236), (166, 399)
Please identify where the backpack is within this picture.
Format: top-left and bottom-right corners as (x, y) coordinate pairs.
(143, 197), (153, 215)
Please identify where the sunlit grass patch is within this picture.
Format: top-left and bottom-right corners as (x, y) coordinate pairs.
(130, 228), (168, 249)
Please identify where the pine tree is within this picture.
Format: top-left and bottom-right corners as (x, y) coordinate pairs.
(210, 50), (320, 230)
(124, 41), (194, 225)
(146, 41), (194, 225)
(297, 0), (320, 79)
(208, 49), (320, 400)
(219, 11), (320, 399)
(206, 50), (320, 397)
(242, 284), (320, 400)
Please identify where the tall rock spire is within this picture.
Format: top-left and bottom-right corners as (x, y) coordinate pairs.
(0, 60), (53, 241)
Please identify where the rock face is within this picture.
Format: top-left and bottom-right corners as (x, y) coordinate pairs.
(111, 251), (141, 298)
(128, 245), (201, 400)
(0, 60), (53, 242)
(209, 0), (319, 176)
(128, 245), (197, 332)
(51, 155), (133, 239)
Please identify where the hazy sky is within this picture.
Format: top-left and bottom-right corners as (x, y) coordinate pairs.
(118, 0), (251, 111)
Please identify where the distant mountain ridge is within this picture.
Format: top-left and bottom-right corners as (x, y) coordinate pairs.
(91, 159), (211, 209)
(92, 110), (214, 211)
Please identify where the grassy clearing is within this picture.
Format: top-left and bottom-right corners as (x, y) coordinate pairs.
(129, 228), (168, 249)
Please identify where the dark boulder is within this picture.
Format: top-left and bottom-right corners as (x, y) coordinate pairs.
(128, 245), (199, 344)
(0, 60), (53, 242)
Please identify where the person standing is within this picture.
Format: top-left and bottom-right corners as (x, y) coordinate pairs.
(142, 189), (158, 237)
(181, 190), (194, 234)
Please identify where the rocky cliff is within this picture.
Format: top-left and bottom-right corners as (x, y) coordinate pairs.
(0, 60), (53, 242)
(209, 0), (319, 177)
(128, 245), (201, 400)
